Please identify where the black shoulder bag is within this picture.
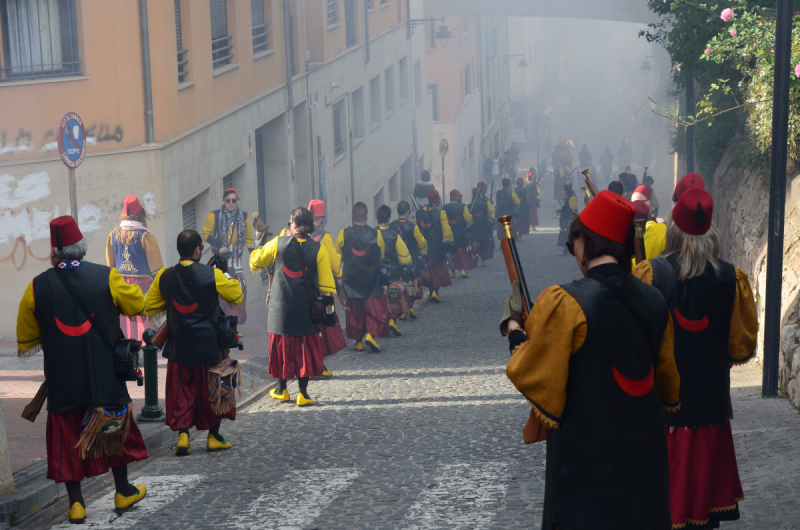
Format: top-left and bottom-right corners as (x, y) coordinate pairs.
(293, 237), (331, 325)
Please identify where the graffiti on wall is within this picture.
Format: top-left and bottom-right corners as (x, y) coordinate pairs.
(0, 124), (125, 157)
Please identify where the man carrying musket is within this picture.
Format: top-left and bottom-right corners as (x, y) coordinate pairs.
(469, 182), (494, 267)
(417, 189), (454, 302)
(443, 189), (474, 278)
(16, 216), (149, 524)
(390, 201), (428, 319)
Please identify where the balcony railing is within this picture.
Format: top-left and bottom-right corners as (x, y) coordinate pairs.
(252, 23), (270, 54)
(177, 49), (189, 82)
(212, 35), (233, 69)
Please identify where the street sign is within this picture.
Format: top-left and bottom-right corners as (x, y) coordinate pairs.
(57, 112), (86, 169)
(439, 138), (449, 157)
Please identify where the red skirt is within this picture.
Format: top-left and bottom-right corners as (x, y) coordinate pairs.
(46, 408), (148, 483)
(166, 362), (235, 431)
(346, 297), (390, 339)
(475, 240), (494, 261)
(422, 262), (452, 290)
(320, 314), (347, 357)
(268, 333), (325, 379)
(669, 422), (744, 528)
(451, 247), (475, 271)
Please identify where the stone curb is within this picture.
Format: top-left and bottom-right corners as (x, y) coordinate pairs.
(0, 353), (275, 527)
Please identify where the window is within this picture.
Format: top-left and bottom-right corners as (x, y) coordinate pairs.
(389, 172), (399, 201)
(385, 65), (395, 113)
(464, 63), (470, 94)
(251, 0), (270, 55)
(398, 57), (408, 101)
(429, 19), (436, 49)
(381, 0), (389, 6)
(366, 0), (373, 11)
(414, 61), (422, 106)
(0, 0), (80, 82)
(370, 75), (381, 125)
(210, 0), (233, 69)
(174, 0), (189, 82)
(333, 99), (346, 157)
(326, 0), (337, 26)
(428, 84), (438, 121)
(373, 187), (385, 219)
(223, 173), (233, 191)
(344, 0), (356, 48)
(182, 199), (197, 231)
(352, 87), (365, 139)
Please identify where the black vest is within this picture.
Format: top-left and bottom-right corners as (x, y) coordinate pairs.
(495, 188), (515, 218)
(417, 206), (446, 264)
(443, 203), (469, 248)
(378, 226), (400, 264)
(268, 236), (321, 336)
(559, 190), (577, 229)
(650, 256), (738, 426)
(514, 185), (530, 215)
(160, 263), (221, 365)
(390, 219), (417, 258)
(469, 197), (493, 242)
(341, 225), (383, 299)
(33, 264), (131, 413)
(542, 265), (672, 530)
(310, 228), (328, 243)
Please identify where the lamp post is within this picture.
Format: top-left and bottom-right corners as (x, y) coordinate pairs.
(506, 54), (529, 68)
(639, 55), (655, 77)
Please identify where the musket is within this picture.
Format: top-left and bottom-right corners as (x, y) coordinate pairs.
(498, 215), (533, 318)
(633, 219), (647, 265)
(409, 193), (420, 212)
(489, 179), (495, 205)
(580, 168), (600, 206)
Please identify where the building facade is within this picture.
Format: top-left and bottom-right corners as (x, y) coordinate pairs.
(477, 16), (510, 168)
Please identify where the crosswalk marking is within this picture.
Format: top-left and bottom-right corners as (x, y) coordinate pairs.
(401, 462), (512, 529)
(231, 468), (360, 529)
(52, 474), (203, 529)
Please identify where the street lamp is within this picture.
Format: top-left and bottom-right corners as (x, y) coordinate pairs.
(408, 17), (454, 47)
(640, 55), (655, 77)
(506, 54), (528, 68)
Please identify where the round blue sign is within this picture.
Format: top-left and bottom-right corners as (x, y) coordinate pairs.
(57, 112), (86, 169)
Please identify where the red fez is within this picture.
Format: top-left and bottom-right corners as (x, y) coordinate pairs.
(672, 188), (713, 235)
(477, 181), (487, 189)
(673, 173), (704, 202)
(578, 190), (635, 244)
(427, 189), (440, 203)
(449, 189), (461, 200)
(50, 215), (83, 250)
(224, 187), (238, 196)
(632, 200), (651, 220)
(472, 187), (479, 197)
(308, 199), (325, 217)
(123, 195), (143, 215)
(631, 185), (652, 202)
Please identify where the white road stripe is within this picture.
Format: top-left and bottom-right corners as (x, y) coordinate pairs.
(52, 474), (203, 528)
(402, 462), (511, 530)
(231, 468), (359, 529)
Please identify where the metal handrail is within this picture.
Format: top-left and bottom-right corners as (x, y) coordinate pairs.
(212, 35), (233, 68)
(0, 60), (83, 82)
(177, 48), (189, 82)
(253, 22), (270, 53)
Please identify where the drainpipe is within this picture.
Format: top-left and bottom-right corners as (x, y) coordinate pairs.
(346, 93), (356, 206)
(283, 0), (294, 111)
(302, 0), (315, 199)
(364, 0), (370, 64)
(139, 0), (154, 144)
(407, 0), (418, 180)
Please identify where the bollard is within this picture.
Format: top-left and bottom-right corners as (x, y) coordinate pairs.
(137, 328), (166, 422)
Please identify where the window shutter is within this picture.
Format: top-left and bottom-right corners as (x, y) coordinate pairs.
(174, 0), (182, 51)
(182, 199), (196, 231)
(210, 0), (228, 40)
(251, 0), (264, 27)
(223, 174), (233, 191)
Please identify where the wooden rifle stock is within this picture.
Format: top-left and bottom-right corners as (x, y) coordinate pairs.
(633, 219), (647, 265)
(22, 382), (47, 422)
(498, 216), (533, 319)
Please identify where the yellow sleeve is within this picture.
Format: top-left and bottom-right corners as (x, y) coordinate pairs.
(250, 236), (280, 270)
(569, 195), (578, 211)
(729, 268), (758, 363)
(321, 233), (342, 278)
(105, 230), (115, 268)
(463, 205), (473, 226)
(512, 191), (521, 207)
(334, 230), (345, 255)
(142, 232), (164, 276)
(657, 313), (681, 411)
(214, 268), (243, 305)
(413, 224), (428, 254)
(506, 286), (587, 428)
(487, 201), (495, 217)
(244, 214), (255, 249)
(144, 267), (167, 318)
(16, 281), (41, 356)
(395, 235), (412, 265)
(316, 245), (337, 293)
(201, 212), (216, 242)
(377, 229), (386, 259)
(440, 209), (454, 242)
(109, 268), (145, 316)
(645, 223), (666, 261)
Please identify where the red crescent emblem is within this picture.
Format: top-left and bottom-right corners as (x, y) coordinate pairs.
(612, 364), (654, 397)
(351, 247), (367, 257)
(312, 234), (322, 242)
(674, 308), (709, 332)
(420, 221), (432, 229)
(55, 317), (92, 337)
(173, 300), (198, 314)
(449, 219), (459, 224)
(282, 263), (305, 279)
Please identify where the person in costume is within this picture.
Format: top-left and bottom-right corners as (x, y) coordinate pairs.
(106, 195), (164, 342)
(513, 177), (531, 239)
(578, 144), (592, 169)
(525, 168), (540, 232)
(557, 180), (578, 256)
(390, 200), (427, 319)
(633, 188), (757, 529)
(495, 178), (520, 241)
(503, 191), (681, 530)
(469, 183), (495, 267)
(673, 172), (705, 203)
(250, 207), (336, 405)
(443, 190), (474, 278)
(631, 200), (667, 266)
(376, 205), (413, 336)
(202, 188), (255, 325)
(642, 175), (660, 218)
(145, 230), (243, 455)
(599, 145), (614, 185)
(16, 216), (149, 523)
(413, 170), (435, 202)
(335, 202), (391, 352)
(417, 190), (454, 302)
(308, 199), (346, 378)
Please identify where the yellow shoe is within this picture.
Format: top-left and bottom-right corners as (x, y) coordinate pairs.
(449, 270), (456, 278)
(206, 433), (232, 451)
(322, 367), (333, 377)
(270, 388), (290, 402)
(353, 341), (364, 351)
(68, 502), (86, 524)
(481, 260), (487, 267)
(114, 484), (147, 513)
(175, 432), (190, 457)
(461, 270), (469, 278)
(531, 226), (537, 231)
(389, 319), (402, 336)
(429, 292), (442, 303)
(399, 313), (408, 320)
(297, 393), (315, 406)
(364, 333), (381, 353)
(409, 308), (418, 320)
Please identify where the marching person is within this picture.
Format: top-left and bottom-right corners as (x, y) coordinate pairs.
(469, 183), (495, 267)
(309, 199), (346, 377)
(250, 207), (336, 405)
(557, 180), (578, 256)
(514, 177), (531, 239)
(390, 200), (428, 319)
(17, 216), (148, 523)
(335, 202), (391, 352)
(494, 178), (520, 241)
(634, 188), (758, 528)
(503, 191), (681, 530)
(673, 172), (705, 203)
(608, 180), (625, 196)
(376, 205), (413, 336)
(106, 195), (164, 341)
(413, 170), (436, 202)
(443, 189), (474, 278)
(417, 190), (454, 302)
(578, 144), (592, 170)
(631, 200), (667, 265)
(145, 230), (243, 455)
(202, 188), (256, 325)
(642, 175), (661, 218)
(599, 145), (614, 185)
(525, 168), (540, 232)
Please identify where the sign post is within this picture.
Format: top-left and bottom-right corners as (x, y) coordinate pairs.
(57, 112), (87, 221)
(439, 138), (449, 204)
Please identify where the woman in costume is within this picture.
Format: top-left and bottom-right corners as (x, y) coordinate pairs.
(525, 168), (540, 232)
(106, 195), (163, 341)
(634, 188), (758, 528)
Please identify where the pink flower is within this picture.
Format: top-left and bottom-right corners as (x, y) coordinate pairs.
(730, 29), (737, 36)
(705, 48), (712, 54)
(795, 64), (800, 78)
(721, 8), (734, 21)
(771, 50), (775, 54)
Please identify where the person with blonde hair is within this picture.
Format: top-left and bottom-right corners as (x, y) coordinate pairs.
(634, 188), (758, 528)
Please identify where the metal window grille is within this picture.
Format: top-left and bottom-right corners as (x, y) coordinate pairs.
(182, 199), (196, 231)
(370, 76), (381, 124)
(223, 174), (233, 191)
(344, 0), (355, 48)
(0, 0), (81, 82)
(326, 0), (337, 26)
(174, 0), (188, 82)
(251, 0), (269, 54)
(210, 0), (232, 69)
(333, 100), (345, 157)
